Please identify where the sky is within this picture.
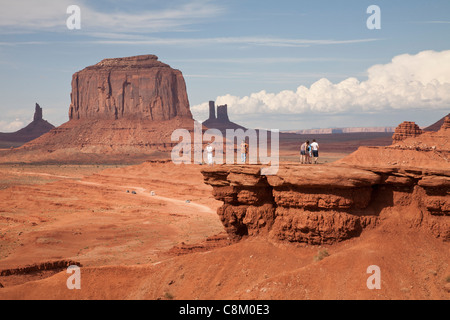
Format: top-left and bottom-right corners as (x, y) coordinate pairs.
(0, 0), (449, 132)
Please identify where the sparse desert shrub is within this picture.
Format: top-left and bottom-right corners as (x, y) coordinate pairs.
(314, 249), (330, 261)
(164, 292), (174, 300)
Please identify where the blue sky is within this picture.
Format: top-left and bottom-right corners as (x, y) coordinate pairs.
(0, 0), (449, 131)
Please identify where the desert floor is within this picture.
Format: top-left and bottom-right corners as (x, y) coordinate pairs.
(0, 154), (449, 300)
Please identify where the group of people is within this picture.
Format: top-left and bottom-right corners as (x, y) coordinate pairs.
(205, 139), (248, 166)
(300, 139), (319, 164)
(205, 139), (319, 165)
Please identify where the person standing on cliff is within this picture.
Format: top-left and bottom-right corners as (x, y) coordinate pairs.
(206, 143), (214, 166)
(240, 139), (248, 163)
(300, 140), (307, 164)
(304, 140), (311, 164)
(310, 139), (319, 164)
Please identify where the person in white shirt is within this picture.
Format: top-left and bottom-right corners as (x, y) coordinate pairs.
(206, 143), (214, 165)
(310, 139), (319, 164)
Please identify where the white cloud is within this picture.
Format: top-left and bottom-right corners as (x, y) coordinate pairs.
(91, 36), (380, 47)
(0, 0), (223, 33)
(0, 1), (380, 48)
(191, 50), (450, 117)
(0, 119), (25, 133)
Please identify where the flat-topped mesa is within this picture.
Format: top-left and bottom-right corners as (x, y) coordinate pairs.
(84, 55), (168, 71)
(69, 54), (192, 121)
(392, 121), (423, 143)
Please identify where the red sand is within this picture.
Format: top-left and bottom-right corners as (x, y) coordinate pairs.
(0, 160), (448, 300)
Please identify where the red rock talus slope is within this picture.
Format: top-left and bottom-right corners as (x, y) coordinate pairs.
(0, 55), (195, 163)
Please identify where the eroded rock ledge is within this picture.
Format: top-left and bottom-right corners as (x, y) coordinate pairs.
(201, 164), (449, 244)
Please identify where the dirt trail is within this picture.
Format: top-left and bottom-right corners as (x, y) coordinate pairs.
(7, 168), (216, 214)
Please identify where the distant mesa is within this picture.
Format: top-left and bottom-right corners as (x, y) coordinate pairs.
(291, 127), (396, 135)
(202, 100), (246, 133)
(392, 121), (423, 143)
(0, 103), (55, 147)
(0, 54), (195, 163)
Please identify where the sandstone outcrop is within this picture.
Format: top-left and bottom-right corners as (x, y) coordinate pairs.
(392, 121), (423, 143)
(201, 164), (449, 244)
(339, 118), (450, 170)
(69, 55), (192, 121)
(201, 118), (450, 245)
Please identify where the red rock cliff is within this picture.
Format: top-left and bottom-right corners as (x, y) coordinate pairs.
(201, 164), (449, 244)
(69, 55), (192, 121)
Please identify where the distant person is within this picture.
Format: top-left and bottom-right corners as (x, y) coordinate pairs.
(305, 140), (311, 164)
(300, 141), (307, 164)
(240, 140), (248, 163)
(310, 139), (319, 164)
(206, 143), (213, 165)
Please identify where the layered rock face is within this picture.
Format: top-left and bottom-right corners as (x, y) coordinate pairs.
(392, 121), (423, 143)
(441, 116), (450, 130)
(69, 55), (192, 121)
(201, 164), (449, 244)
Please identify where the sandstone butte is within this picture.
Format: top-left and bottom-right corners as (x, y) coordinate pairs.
(392, 121), (423, 143)
(0, 55), (196, 163)
(69, 54), (192, 121)
(201, 118), (450, 245)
